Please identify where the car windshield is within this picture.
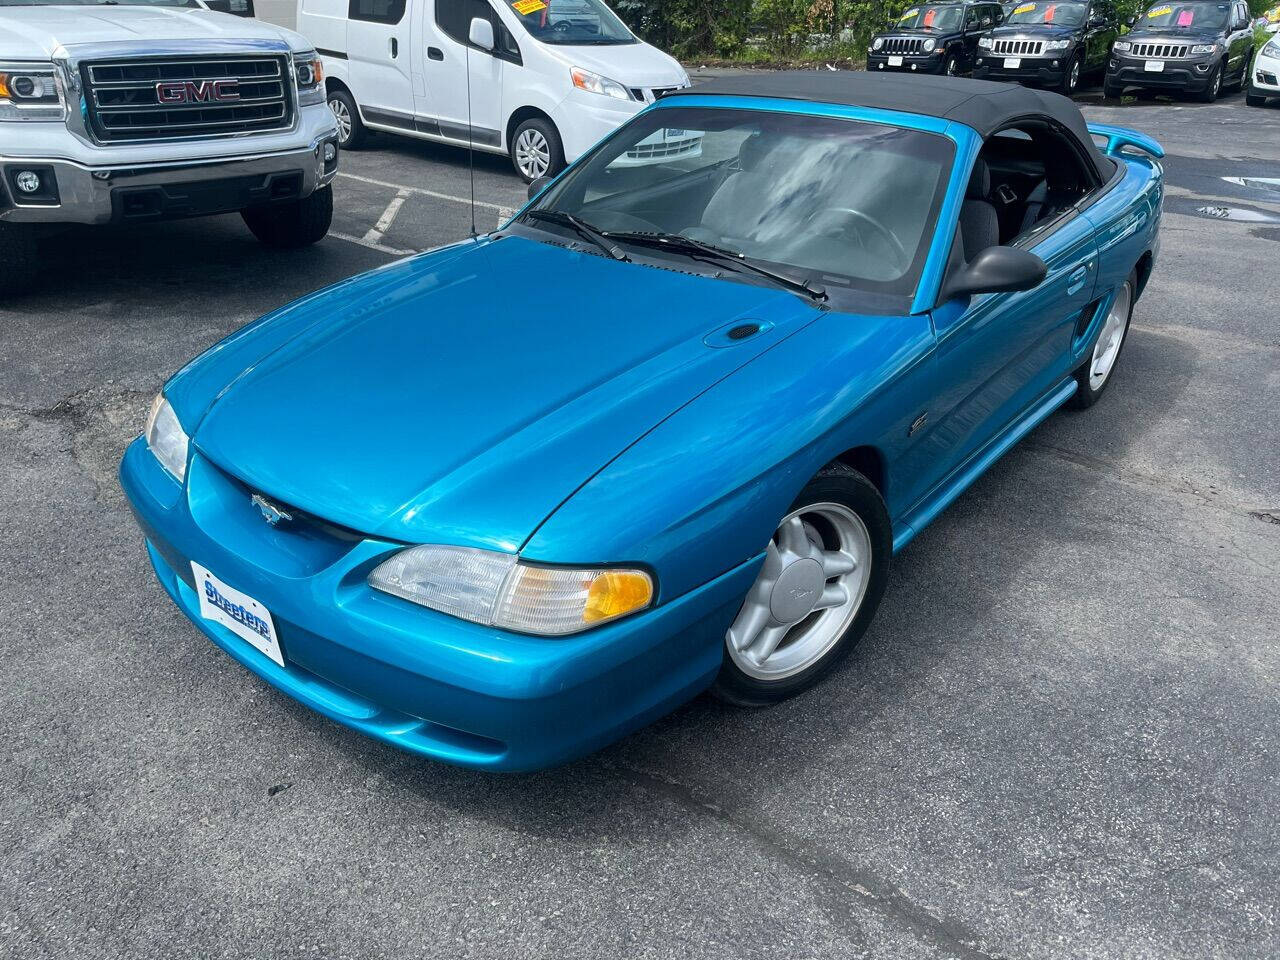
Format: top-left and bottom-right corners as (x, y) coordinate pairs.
(893, 5), (965, 31)
(508, 0), (637, 45)
(1004, 1), (1087, 24)
(525, 106), (954, 307)
(1140, 1), (1229, 28)
(0, 0), (200, 5)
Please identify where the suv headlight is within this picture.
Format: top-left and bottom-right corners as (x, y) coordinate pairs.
(1189, 43), (1218, 55)
(144, 394), (190, 483)
(1112, 39), (1131, 52)
(570, 66), (632, 100)
(923, 38), (938, 52)
(0, 64), (64, 121)
(978, 36), (993, 48)
(369, 545), (654, 635)
(1044, 39), (1072, 50)
(872, 36), (885, 50)
(1265, 37), (1280, 57)
(293, 51), (325, 106)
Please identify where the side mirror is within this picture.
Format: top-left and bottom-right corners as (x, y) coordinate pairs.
(527, 175), (552, 200)
(942, 246), (1047, 300)
(468, 17), (495, 51)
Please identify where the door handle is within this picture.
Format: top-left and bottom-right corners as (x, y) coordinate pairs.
(1067, 264), (1089, 295)
(428, 46), (444, 60)
(390, 37), (399, 58)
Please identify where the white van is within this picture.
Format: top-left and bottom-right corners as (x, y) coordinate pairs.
(297, 0), (690, 180)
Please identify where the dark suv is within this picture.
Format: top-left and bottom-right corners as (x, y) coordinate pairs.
(1104, 0), (1255, 100)
(974, 1), (1121, 92)
(867, 2), (1005, 76)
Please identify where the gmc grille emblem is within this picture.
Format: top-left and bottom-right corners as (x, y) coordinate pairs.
(155, 79), (241, 105)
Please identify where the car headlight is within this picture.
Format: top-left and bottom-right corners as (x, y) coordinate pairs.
(0, 63), (64, 121)
(144, 394), (190, 483)
(1044, 39), (1072, 50)
(368, 545), (654, 635)
(570, 66), (632, 100)
(1112, 40), (1131, 52)
(1189, 43), (1218, 55)
(923, 38), (938, 52)
(293, 51), (325, 107)
(978, 36), (993, 48)
(873, 37), (885, 50)
(1265, 37), (1280, 56)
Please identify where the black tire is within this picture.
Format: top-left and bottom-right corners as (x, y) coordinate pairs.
(1247, 89), (1267, 106)
(1070, 270), (1136, 410)
(1233, 49), (1252, 89)
(0, 223), (38, 297)
(241, 186), (333, 248)
(943, 52), (960, 76)
(1060, 53), (1084, 95)
(711, 462), (892, 707)
(1103, 77), (1124, 98)
(1196, 64), (1222, 101)
(327, 88), (367, 150)
(509, 116), (565, 183)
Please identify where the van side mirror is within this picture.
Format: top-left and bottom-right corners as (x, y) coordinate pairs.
(469, 17), (495, 50)
(942, 246), (1047, 300)
(528, 175), (552, 200)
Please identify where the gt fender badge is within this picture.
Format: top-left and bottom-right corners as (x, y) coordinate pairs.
(909, 412), (928, 436)
(251, 493), (293, 527)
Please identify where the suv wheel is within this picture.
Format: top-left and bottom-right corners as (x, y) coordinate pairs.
(0, 223), (38, 296)
(1103, 76), (1124, 98)
(328, 89), (367, 149)
(1197, 64), (1222, 101)
(1246, 88), (1267, 106)
(943, 53), (960, 75)
(242, 186), (334, 248)
(1061, 54), (1082, 94)
(510, 117), (565, 183)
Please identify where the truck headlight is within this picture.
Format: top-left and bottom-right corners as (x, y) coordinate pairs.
(293, 51), (325, 106)
(1044, 39), (1072, 50)
(1189, 43), (1218, 55)
(0, 64), (64, 121)
(369, 545), (654, 635)
(1113, 40), (1131, 52)
(978, 36), (993, 48)
(144, 394), (190, 483)
(570, 66), (632, 100)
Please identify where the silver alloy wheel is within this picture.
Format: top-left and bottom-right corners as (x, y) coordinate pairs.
(946, 55), (958, 75)
(515, 127), (551, 180)
(1068, 58), (1080, 91)
(329, 97), (352, 145)
(1210, 68), (1221, 98)
(1089, 281), (1131, 390)
(726, 502), (873, 681)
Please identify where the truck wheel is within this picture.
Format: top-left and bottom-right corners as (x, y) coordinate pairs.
(0, 224), (38, 296)
(328, 89), (367, 149)
(510, 117), (565, 183)
(242, 186), (333, 248)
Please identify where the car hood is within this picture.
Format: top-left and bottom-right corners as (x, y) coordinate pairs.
(0, 6), (306, 60)
(176, 235), (820, 551)
(1124, 26), (1223, 41)
(538, 39), (687, 87)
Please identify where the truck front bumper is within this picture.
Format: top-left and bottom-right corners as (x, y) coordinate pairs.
(0, 131), (339, 225)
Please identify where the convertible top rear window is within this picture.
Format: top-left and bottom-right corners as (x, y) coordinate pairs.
(530, 106), (955, 310)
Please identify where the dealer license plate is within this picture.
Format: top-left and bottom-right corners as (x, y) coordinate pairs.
(191, 562), (284, 667)
(888, 55), (904, 66)
(1004, 57), (1021, 68)
(1145, 60), (1165, 72)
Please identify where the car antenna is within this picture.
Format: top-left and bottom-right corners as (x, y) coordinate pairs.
(465, 29), (478, 239)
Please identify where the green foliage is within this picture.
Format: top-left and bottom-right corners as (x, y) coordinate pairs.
(612, 0), (754, 55)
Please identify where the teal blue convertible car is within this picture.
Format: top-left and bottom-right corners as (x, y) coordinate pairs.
(121, 74), (1163, 771)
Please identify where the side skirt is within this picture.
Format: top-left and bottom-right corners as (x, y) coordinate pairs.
(891, 376), (1079, 553)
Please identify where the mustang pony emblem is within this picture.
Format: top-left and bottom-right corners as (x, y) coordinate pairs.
(250, 493), (292, 526)
(156, 80), (241, 105)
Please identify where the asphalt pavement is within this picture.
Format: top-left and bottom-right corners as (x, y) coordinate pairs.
(1, 83), (1278, 959)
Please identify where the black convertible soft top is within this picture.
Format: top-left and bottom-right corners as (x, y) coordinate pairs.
(665, 73), (1114, 181)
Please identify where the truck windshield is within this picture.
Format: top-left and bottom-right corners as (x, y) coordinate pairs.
(508, 0), (637, 45)
(893, 5), (965, 31)
(1003, 1), (1087, 24)
(1140, 2), (1230, 29)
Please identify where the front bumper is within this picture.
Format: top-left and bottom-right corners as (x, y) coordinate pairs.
(1105, 54), (1220, 92)
(866, 52), (947, 74)
(550, 88), (645, 162)
(973, 55), (1070, 85)
(1251, 56), (1280, 96)
(120, 439), (756, 772)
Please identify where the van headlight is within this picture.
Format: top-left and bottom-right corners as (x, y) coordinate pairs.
(0, 64), (64, 121)
(293, 51), (325, 106)
(144, 394), (190, 483)
(570, 66), (632, 100)
(369, 545), (654, 635)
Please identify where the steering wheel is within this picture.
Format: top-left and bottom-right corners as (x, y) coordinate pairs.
(814, 207), (908, 270)
(551, 19), (573, 33)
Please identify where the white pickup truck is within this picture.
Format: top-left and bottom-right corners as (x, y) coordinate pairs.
(0, 0), (341, 294)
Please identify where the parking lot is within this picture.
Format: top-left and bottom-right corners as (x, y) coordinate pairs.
(2, 82), (1279, 959)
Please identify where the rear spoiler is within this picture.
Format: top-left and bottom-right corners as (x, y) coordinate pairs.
(1087, 123), (1165, 159)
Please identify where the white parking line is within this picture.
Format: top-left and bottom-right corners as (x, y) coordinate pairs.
(329, 231), (416, 257)
(363, 189), (410, 246)
(337, 171), (513, 214)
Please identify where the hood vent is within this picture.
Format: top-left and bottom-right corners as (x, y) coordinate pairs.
(704, 318), (773, 348)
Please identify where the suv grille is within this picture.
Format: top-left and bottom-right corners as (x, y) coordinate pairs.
(882, 37), (925, 54)
(1129, 42), (1189, 58)
(82, 56), (292, 143)
(992, 39), (1045, 55)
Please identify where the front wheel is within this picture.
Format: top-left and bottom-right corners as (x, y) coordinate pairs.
(1103, 77), (1124, 98)
(943, 53), (960, 76)
(1070, 272), (1134, 409)
(241, 186), (333, 248)
(1060, 54), (1083, 95)
(510, 117), (565, 184)
(1247, 89), (1267, 106)
(712, 463), (892, 706)
(327, 89), (367, 149)
(1196, 64), (1222, 101)
(0, 223), (38, 296)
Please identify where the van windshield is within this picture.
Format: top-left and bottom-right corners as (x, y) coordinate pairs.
(508, 0), (637, 45)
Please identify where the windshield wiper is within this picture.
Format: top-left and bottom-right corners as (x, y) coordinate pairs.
(605, 231), (828, 302)
(523, 209), (630, 262)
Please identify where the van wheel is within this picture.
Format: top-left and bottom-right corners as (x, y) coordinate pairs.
(0, 224), (38, 296)
(328, 89), (367, 149)
(510, 117), (565, 183)
(242, 186), (333, 248)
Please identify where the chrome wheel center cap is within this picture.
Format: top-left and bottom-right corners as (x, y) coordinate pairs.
(769, 558), (825, 624)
